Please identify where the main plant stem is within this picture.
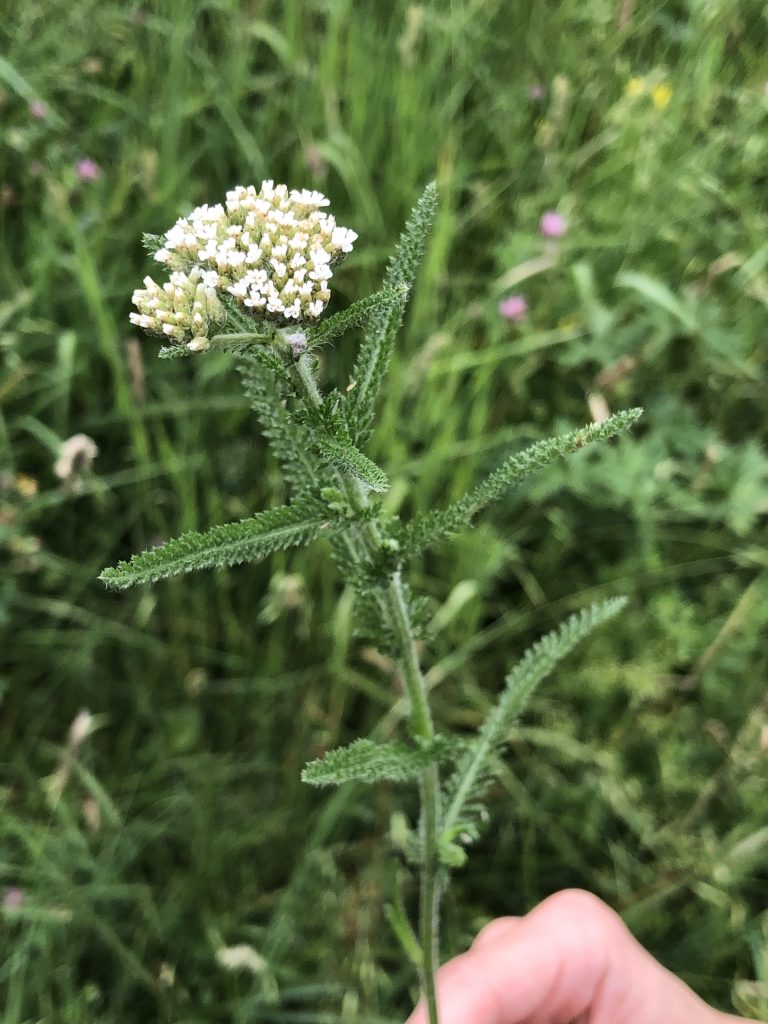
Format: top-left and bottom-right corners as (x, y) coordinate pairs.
(293, 353), (442, 1024)
(386, 573), (442, 1024)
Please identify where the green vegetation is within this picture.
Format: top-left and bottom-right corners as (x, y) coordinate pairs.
(1, 1), (767, 1021)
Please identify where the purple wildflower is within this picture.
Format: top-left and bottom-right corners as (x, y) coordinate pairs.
(539, 211), (567, 238)
(29, 100), (48, 120)
(498, 295), (528, 322)
(3, 887), (24, 910)
(75, 158), (102, 182)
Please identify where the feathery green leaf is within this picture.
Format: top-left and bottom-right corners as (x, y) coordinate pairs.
(348, 183), (438, 440)
(313, 435), (389, 493)
(244, 346), (293, 382)
(100, 504), (329, 589)
(238, 356), (323, 494)
(302, 736), (454, 786)
(158, 344), (192, 359)
(440, 597), (628, 855)
(219, 293), (273, 334)
(158, 336), (276, 360)
(384, 182), (439, 291)
(401, 408), (642, 558)
(311, 287), (408, 347)
(141, 232), (163, 257)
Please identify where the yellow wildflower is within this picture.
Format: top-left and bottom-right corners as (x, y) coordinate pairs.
(15, 474), (39, 498)
(625, 77), (646, 98)
(558, 314), (581, 331)
(651, 83), (672, 109)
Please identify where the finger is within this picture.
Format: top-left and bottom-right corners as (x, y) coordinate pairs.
(407, 889), (718, 1024)
(406, 890), (634, 1024)
(472, 916), (522, 951)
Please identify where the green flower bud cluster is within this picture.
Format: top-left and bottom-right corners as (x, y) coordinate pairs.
(130, 267), (226, 349)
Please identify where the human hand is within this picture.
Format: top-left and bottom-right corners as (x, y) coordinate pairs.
(406, 889), (751, 1024)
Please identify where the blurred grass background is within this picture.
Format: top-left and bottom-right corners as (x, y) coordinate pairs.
(1, 0), (768, 1020)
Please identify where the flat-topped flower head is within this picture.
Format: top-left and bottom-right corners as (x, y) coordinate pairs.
(151, 181), (357, 326)
(130, 266), (226, 350)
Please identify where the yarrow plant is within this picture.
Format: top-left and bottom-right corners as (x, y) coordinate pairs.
(103, 181), (641, 1022)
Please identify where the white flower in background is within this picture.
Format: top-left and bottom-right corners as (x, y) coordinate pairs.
(130, 266), (226, 348)
(68, 708), (95, 748)
(215, 944), (266, 974)
(46, 707), (98, 804)
(54, 433), (98, 481)
(150, 181), (357, 325)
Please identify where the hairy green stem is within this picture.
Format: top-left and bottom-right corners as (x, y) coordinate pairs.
(210, 331), (272, 344)
(417, 764), (442, 1024)
(385, 572), (441, 1023)
(294, 350), (324, 404)
(291, 353), (442, 1024)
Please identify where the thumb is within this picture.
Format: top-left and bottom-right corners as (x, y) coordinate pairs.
(406, 889), (725, 1024)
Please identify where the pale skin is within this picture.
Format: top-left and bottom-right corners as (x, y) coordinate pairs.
(407, 889), (753, 1024)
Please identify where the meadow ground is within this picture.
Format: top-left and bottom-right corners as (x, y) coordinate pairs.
(1, 1), (768, 1021)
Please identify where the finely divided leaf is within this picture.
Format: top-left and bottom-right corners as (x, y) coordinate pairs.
(219, 293), (264, 333)
(141, 232), (163, 257)
(238, 356), (323, 494)
(440, 597), (628, 851)
(348, 183), (438, 440)
(158, 345), (193, 359)
(311, 287), (407, 346)
(384, 182), (439, 291)
(243, 346), (293, 382)
(302, 737), (453, 786)
(158, 337), (276, 360)
(313, 435), (389, 493)
(401, 408), (642, 558)
(100, 504), (328, 589)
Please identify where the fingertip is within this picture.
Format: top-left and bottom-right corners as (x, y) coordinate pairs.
(472, 915), (523, 951)
(528, 888), (632, 957)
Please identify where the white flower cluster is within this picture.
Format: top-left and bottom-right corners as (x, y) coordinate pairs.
(151, 181), (357, 324)
(130, 267), (226, 347)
